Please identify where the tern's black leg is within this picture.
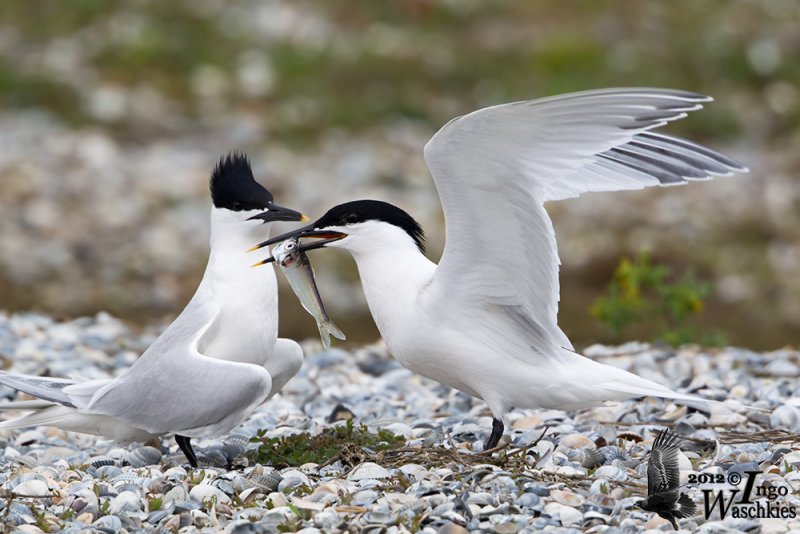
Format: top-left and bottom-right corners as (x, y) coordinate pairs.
(176, 435), (198, 468)
(483, 418), (504, 450)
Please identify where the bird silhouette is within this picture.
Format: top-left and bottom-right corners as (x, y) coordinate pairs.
(637, 428), (697, 530)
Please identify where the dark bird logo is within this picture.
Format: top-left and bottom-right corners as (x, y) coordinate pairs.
(636, 428), (697, 530)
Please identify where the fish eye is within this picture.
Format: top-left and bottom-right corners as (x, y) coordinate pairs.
(285, 242), (295, 249)
(344, 213), (359, 224)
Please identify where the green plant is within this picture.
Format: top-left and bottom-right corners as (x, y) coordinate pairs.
(591, 252), (722, 346)
(249, 419), (405, 467)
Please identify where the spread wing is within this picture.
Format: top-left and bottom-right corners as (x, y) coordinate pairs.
(647, 428), (683, 497)
(423, 88), (746, 354)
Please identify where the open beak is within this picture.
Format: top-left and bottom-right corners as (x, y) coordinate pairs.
(247, 203), (309, 223)
(247, 223), (348, 266)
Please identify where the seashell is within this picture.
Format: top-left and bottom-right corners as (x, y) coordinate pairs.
(174, 500), (202, 513)
(558, 433), (595, 450)
(398, 463), (426, 476)
(189, 483), (231, 504)
(147, 509), (170, 524)
(516, 492), (541, 510)
(278, 474), (310, 493)
(594, 465), (627, 481)
(771, 405), (800, 430)
(214, 479), (236, 496)
(567, 447), (604, 469)
(76, 511), (95, 524)
(245, 471), (282, 492)
(352, 489), (380, 506)
(12, 479), (50, 497)
(6, 502), (36, 526)
(88, 455), (115, 469)
(163, 485), (189, 504)
(145, 475), (168, 494)
(190, 508), (213, 527)
(196, 451), (227, 469)
(224, 433), (252, 448)
(616, 432), (644, 443)
(15, 430), (44, 447)
(523, 482), (550, 497)
(543, 502), (583, 526)
(550, 489), (584, 507)
(109, 490), (142, 515)
(597, 446), (629, 463)
(127, 446), (162, 468)
(584, 493), (615, 514)
(467, 491), (495, 506)
(348, 462), (391, 481)
(93, 514), (122, 531)
(298, 462), (319, 476)
(709, 411), (746, 426)
(94, 465), (123, 479)
(583, 510), (611, 524)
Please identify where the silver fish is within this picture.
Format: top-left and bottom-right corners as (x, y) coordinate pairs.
(272, 238), (346, 349)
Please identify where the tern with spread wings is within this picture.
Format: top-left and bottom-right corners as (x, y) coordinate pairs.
(251, 88), (747, 449)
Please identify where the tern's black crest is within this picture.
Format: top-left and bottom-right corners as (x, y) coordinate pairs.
(210, 152), (274, 211)
(315, 200), (425, 252)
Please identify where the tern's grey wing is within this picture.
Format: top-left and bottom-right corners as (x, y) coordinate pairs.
(647, 429), (682, 496)
(83, 295), (272, 437)
(423, 88), (746, 357)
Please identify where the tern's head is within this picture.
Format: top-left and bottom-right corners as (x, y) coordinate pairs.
(210, 152), (306, 224)
(249, 200), (424, 260)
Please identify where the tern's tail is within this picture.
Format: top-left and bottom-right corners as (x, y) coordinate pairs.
(0, 371), (155, 443)
(318, 321), (346, 351)
(556, 350), (725, 410)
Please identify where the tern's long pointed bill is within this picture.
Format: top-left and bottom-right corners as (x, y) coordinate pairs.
(247, 223), (347, 253)
(248, 225), (347, 266)
(246, 203), (309, 223)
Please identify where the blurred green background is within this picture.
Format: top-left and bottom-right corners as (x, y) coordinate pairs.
(0, 0), (798, 349)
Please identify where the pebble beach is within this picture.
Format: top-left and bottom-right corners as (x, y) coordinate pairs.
(0, 311), (798, 533)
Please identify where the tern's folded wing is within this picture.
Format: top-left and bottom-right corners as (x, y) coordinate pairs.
(423, 88), (746, 355)
(81, 294), (272, 436)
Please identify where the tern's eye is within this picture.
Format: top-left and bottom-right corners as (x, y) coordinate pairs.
(232, 201), (244, 211)
(344, 213), (359, 224)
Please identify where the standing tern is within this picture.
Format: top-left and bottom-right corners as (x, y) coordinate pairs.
(251, 88), (747, 449)
(0, 153), (307, 466)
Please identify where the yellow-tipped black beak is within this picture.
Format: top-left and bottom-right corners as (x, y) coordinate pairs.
(247, 203), (308, 224)
(248, 223), (348, 253)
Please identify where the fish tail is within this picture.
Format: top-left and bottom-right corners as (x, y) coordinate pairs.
(319, 321), (346, 350)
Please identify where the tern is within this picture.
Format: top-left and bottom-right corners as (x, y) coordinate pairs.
(251, 88), (747, 449)
(0, 153), (307, 466)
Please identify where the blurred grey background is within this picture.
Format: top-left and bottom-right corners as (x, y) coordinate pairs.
(0, 1), (797, 349)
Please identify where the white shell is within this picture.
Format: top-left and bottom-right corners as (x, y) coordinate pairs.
(550, 489), (585, 507)
(13, 479), (50, 497)
(127, 446), (162, 468)
(109, 490), (141, 515)
(348, 462), (392, 481)
(189, 484), (231, 504)
(594, 465), (628, 481)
